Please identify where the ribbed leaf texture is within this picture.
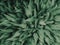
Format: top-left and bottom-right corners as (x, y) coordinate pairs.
(0, 0), (60, 45)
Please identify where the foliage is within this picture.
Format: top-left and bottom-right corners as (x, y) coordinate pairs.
(0, 0), (60, 45)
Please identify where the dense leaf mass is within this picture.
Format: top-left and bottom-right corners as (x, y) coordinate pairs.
(0, 0), (60, 45)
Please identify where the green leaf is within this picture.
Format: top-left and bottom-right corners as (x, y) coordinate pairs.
(4, 14), (16, 22)
(25, 0), (33, 17)
(37, 29), (44, 45)
(0, 29), (13, 33)
(45, 37), (50, 45)
(55, 15), (60, 21)
(52, 9), (60, 15)
(33, 33), (38, 45)
(7, 31), (20, 41)
(0, 20), (11, 26)
(51, 24), (60, 30)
